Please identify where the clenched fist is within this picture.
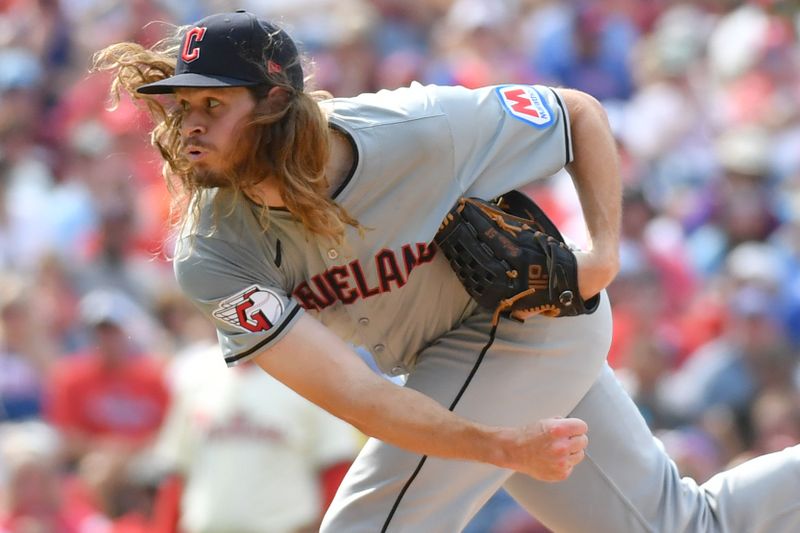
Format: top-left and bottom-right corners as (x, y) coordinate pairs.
(497, 417), (589, 482)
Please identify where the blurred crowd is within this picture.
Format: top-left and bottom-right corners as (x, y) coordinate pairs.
(0, 0), (799, 532)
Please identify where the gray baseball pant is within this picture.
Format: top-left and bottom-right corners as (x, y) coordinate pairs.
(321, 293), (800, 532)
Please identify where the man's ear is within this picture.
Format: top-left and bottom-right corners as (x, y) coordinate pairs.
(265, 86), (291, 113)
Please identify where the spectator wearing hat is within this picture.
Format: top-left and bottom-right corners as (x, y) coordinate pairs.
(43, 289), (170, 521)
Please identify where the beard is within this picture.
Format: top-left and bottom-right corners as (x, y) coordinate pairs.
(189, 165), (233, 188)
(186, 127), (259, 190)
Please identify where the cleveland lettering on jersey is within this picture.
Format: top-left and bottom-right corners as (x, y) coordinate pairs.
(293, 242), (437, 311)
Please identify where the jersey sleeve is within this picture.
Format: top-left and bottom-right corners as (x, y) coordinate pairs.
(432, 84), (573, 199)
(174, 235), (304, 367)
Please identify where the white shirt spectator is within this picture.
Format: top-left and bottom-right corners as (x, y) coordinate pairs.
(154, 345), (361, 533)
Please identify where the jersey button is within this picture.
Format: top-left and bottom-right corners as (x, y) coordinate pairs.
(391, 366), (405, 376)
(358, 317), (370, 326)
(327, 249), (339, 260)
(374, 344), (385, 353)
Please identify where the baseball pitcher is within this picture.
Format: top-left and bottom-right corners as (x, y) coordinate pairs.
(94, 10), (800, 533)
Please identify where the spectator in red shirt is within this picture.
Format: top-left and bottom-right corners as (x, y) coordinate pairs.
(44, 289), (170, 521)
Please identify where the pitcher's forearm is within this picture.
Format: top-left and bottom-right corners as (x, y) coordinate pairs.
(330, 377), (587, 481)
(559, 88), (621, 255)
(255, 313), (588, 481)
(332, 375), (508, 466)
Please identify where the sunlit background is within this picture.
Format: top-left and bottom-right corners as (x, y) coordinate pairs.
(1, 1), (799, 532)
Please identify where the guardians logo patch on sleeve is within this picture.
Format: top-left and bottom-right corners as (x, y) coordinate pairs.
(213, 285), (285, 333)
(496, 85), (554, 128)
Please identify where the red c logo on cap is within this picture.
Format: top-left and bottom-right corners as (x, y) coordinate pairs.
(181, 27), (206, 63)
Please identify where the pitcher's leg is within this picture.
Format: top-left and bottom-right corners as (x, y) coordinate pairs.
(701, 444), (800, 533)
(505, 364), (800, 533)
(503, 364), (709, 532)
(321, 436), (510, 533)
(322, 295), (613, 533)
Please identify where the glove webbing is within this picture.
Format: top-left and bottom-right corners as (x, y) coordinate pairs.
(381, 324), (499, 532)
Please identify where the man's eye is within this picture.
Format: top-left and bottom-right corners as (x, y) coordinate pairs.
(179, 100), (190, 112)
(207, 98), (220, 109)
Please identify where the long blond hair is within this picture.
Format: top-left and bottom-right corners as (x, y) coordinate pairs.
(92, 25), (359, 244)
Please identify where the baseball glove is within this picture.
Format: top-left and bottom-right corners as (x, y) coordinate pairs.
(434, 190), (600, 325)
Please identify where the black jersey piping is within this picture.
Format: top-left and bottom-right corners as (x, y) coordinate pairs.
(380, 324), (499, 532)
(551, 88), (573, 165)
(274, 238), (282, 267)
(330, 122), (359, 199)
(262, 124), (358, 213)
(224, 305), (302, 364)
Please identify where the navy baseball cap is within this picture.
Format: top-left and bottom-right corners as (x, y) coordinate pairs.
(137, 10), (304, 95)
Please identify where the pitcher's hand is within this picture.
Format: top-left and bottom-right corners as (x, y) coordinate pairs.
(499, 417), (589, 482)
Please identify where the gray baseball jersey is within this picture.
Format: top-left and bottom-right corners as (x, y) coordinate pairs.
(175, 82), (571, 374)
(175, 83), (800, 533)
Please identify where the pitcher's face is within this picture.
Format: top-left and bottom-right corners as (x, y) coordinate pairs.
(176, 87), (257, 187)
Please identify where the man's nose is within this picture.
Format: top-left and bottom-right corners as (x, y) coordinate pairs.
(182, 111), (206, 137)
